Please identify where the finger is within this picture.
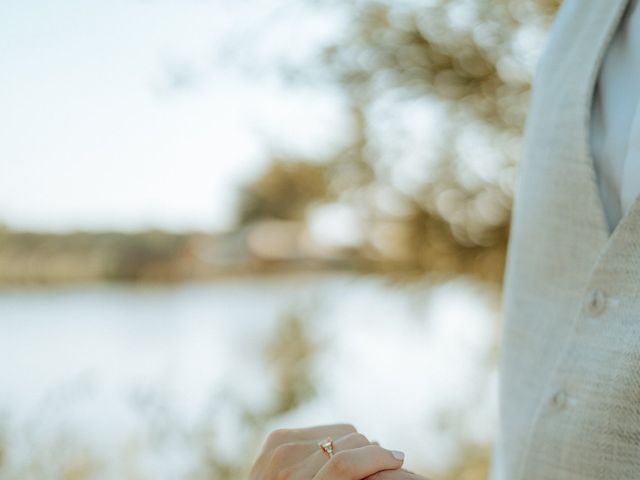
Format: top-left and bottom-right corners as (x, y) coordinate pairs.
(263, 424), (357, 453)
(261, 431), (366, 480)
(365, 469), (425, 480)
(293, 432), (372, 478)
(266, 440), (321, 472)
(314, 444), (405, 480)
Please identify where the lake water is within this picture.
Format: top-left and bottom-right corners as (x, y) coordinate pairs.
(0, 273), (500, 479)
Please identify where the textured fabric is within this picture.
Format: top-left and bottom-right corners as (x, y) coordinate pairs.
(591, 0), (640, 232)
(491, 0), (640, 478)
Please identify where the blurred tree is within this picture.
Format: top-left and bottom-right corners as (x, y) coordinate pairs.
(263, 310), (318, 415)
(101, 231), (189, 281)
(233, 0), (561, 284)
(237, 158), (331, 224)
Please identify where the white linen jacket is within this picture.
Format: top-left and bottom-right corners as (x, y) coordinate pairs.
(491, 0), (640, 478)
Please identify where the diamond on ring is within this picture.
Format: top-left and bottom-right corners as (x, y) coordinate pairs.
(318, 437), (334, 458)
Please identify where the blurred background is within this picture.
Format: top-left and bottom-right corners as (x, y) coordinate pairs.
(0, 0), (560, 478)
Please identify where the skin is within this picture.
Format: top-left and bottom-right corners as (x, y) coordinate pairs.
(365, 469), (429, 480)
(250, 424), (430, 480)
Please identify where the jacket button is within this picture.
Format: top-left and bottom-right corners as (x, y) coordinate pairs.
(585, 289), (607, 316)
(549, 389), (567, 410)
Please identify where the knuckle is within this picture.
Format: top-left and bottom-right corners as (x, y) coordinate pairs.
(274, 466), (294, 480)
(339, 423), (357, 434)
(266, 428), (290, 446)
(270, 443), (296, 466)
(329, 451), (354, 476)
(343, 432), (369, 447)
(373, 445), (389, 457)
(364, 445), (393, 465)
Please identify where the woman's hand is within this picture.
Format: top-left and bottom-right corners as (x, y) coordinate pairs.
(366, 469), (431, 480)
(250, 424), (405, 480)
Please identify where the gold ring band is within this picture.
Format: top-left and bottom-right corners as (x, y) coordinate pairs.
(318, 437), (334, 458)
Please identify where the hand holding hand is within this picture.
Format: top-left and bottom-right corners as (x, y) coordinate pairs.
(250, 424), (405, 480)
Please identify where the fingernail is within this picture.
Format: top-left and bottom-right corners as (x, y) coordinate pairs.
(391, 450), (405, 460)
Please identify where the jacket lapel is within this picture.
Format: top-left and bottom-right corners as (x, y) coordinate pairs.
(575, 0), (631, 242)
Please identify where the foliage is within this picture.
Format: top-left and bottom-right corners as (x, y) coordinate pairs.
(0, 228), (194, 284)
(235, 0), (562, 284)
(236, 159), (331, 224)
(0, 310), (320, 480)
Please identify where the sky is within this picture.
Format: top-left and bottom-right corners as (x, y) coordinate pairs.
(0, 0), (347, 232)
